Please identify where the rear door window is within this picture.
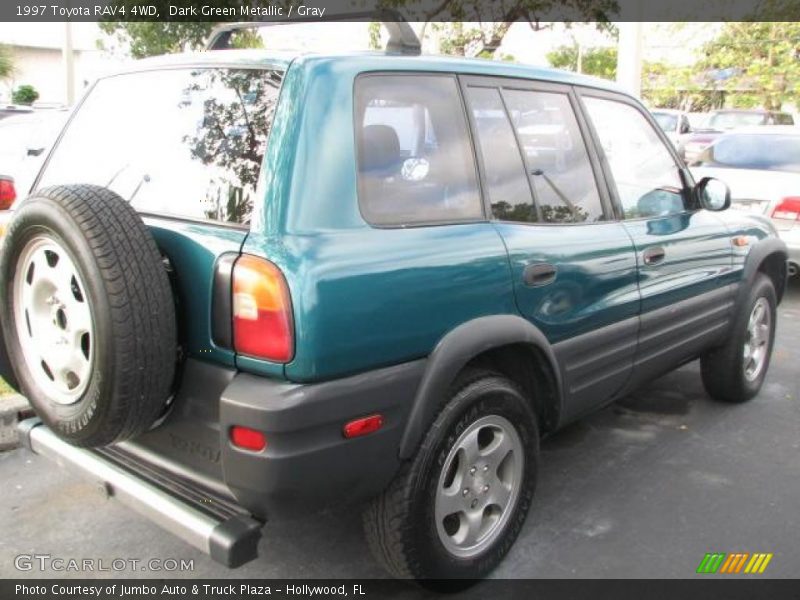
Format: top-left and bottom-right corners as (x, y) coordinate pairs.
(354, 74), (483, 226)
(502, 89), (605, 223)
(37, 68), (284, 226)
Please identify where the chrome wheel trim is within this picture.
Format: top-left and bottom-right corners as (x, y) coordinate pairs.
(743, 297), (770, 383)
(434, 414), (524, 559)
(13, 235), (95, 405)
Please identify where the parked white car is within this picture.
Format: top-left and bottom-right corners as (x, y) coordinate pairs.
(691, 126), (800, 277)
(651, 108), (692, 159)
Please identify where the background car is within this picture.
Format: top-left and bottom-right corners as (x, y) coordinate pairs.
(651, 108), (693, 159)
(0, 104), (34, 121)
(683, 108), (795, 163)
(0, 109), (69, 206)
(691, 126), (800, 277)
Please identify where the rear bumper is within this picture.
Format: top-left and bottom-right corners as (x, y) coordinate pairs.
(220, 359), (425, 519)
(779, 228), (799, 271)
(19, 357), (424, 560)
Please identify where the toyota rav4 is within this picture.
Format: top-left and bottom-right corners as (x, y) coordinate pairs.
(0, 21), (788, 585)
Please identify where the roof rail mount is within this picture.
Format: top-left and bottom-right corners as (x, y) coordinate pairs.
(205, 10), (421, 56)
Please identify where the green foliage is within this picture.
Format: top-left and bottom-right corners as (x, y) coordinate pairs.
(12, 84), (39, 105)
(421, 0), (617, 58)
(98, 22), (215, 58)
(368, 22), (382, 51)
(697, 22), (800, 110)
(0, 44), (13, 80)
(547, 44), (617, 79)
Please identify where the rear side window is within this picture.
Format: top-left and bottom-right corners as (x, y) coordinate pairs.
(38, 68), (284, 226)
(466, 86), (536, 222)
(354, 75), (483, 226)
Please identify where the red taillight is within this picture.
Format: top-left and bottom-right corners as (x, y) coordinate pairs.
(230, 426), (267, 451)
(232, 255), (294, 362)
(772, 197), (800, 221)
(343, 414), (384, 439)
(0, 178), (16, 210)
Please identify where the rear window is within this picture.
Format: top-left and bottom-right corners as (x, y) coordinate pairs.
(697, 134), (800, 173)
(354, 74), (483, 226)
(37, 67), (284, 226)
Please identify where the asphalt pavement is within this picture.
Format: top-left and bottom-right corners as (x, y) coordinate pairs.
(1, 279), (798, 581)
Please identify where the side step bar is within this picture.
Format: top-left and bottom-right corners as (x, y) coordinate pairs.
(17, 418), (262, 568)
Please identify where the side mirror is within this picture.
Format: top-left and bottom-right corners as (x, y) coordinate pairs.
(696, 177), (730, 211)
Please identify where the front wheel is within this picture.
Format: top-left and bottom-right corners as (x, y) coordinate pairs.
(701, 274), (777, 403)
(363, 370), (538, 586)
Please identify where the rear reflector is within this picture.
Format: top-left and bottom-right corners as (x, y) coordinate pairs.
(343, 414), (384, 439)
(232, 255), (294, 362)
(0, 178), (16, 210)
(772, 197), (800, 221)
(230, 426), (267, 452)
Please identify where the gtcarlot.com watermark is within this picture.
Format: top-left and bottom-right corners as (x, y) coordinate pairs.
(14, 554), (194, 573)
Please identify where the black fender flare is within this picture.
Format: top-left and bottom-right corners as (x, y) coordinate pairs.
(398, 314), (562, 459)
(740, 237), (788, 305)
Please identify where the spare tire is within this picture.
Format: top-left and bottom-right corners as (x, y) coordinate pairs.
(0, 185), (176, 447)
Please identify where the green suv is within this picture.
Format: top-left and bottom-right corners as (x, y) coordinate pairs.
(0, 22), (788, 584)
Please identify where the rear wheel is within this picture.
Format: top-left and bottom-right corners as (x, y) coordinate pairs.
(701, 274), (776, 403)
(363, 370), (538, 587)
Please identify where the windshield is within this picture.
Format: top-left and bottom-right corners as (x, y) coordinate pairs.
(708, 112), (767, 130)
(652, 112), (678, 133)
(698, 134), (800, 173)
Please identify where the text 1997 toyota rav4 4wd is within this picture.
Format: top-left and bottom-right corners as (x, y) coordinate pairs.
(0, 21), (788, 584)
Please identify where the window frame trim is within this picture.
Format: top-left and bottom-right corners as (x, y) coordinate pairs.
(33, 64), (288, 231)
(573, 87), (696, 223)
(458, 74), (616, 227)
(352, 71), (488, 230)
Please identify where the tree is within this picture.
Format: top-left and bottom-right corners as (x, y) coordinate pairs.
(698, 22), (800, 111)
(382, 0), (617, 58)
(0, 44), (13, 80)
(98, 22), (266, 58)
(98, 22), (214, 58)
(547, 45), (617, 78)
(12, 84), (39, 105)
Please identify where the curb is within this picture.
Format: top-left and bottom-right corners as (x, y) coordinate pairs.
(0, 394), (31, 451)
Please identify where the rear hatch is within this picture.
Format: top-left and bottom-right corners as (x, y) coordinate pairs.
(31, 62), (286, 488)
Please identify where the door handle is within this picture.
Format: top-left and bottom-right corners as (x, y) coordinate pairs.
(523, 263), (557, 287)
(643, 246), (666, 266)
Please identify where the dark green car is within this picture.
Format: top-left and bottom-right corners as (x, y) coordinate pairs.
(0, 22), (788, 584)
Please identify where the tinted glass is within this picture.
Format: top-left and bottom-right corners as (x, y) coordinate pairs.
(504, 89), (604, 223)
(652, 112), (678, 133)
(583, 97), (685, 219)
(355, 75), (482, 226)
(38, 68), (284, 225)
(466, 86), (536, 222)
(697, 134), (800, 173)
(708, 111), (767, 129)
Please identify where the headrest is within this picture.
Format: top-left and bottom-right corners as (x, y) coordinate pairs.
(360, 124), (401, 174)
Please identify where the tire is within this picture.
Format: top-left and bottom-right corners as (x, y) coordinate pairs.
(0, 333), (20, 392)
(0, 185), (177, 447)
(701, 274), (777, 403)
(363, 370), (538, 588)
